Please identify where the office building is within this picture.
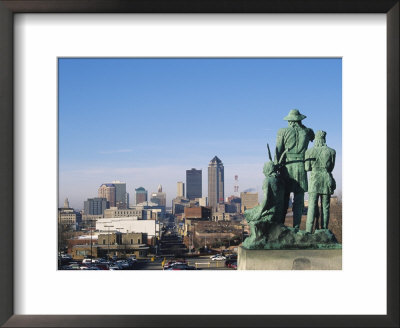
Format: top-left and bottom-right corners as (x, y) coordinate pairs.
(112, 180), (129, 209)
(96, 217), (161, 241)
(186, 168), (202, 200)
(240, 192), (259, 212)
(184, 206), (211, 220)
(177, 181), (185, 198)
(227, 195), (241, 213)
(150, 186), (166, 207)
(172, 197), (190, 215)
(98, 183), (116, 207)
(135, 187), (148, 205)
(84, 197), (108, 215)
(63, 198), (70, 209)
(103, 207), (143, 219)
(195, 197), (207, 207)
(70, 232), (149, 260)
(58, 206), (82, 229)
(208, 156), (224, 212)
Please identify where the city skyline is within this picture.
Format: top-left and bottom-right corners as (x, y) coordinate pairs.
(59, 58), (342, 209)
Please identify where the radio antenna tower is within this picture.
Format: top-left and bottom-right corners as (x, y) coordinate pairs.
(234, 175), (239, 196)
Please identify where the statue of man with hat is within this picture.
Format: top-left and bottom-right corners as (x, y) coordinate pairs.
(275, 109), (315, 228)
(305, 130), (336, 233)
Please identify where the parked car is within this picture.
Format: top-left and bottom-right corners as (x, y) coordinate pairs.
(163, 261), (185, 270)
(163, 258), (186, 270)
(67, 263), (80, 270)
(164, 263), (196, 270)
(211, 255), (226, 261)
(117, 260), (130, 269)
(94, 263), (109, 270)
(82, 258), (99, 264)
(80, 265), (100, 270)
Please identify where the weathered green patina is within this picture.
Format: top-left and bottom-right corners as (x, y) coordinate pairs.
(251, 222), (340, 250)
(242, 111), (341, 250)
(305, 130), (336, 233)
(275, 109), (315, 228)
(242, 161), (284, 249)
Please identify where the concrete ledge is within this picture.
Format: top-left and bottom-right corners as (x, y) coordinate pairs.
(238, 246), (342, 270)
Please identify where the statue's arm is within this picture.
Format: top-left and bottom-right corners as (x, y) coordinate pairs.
(328, 149), (336, 172)
(275, 128), (286, 161)
(304, 149), (312, 171)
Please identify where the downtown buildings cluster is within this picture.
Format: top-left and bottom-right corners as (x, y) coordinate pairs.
(58, 156), (260, 262)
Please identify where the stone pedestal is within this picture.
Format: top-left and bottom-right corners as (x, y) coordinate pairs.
(238, 246), (342, 270)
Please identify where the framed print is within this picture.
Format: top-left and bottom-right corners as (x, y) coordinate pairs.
(0, 1), (398, 327)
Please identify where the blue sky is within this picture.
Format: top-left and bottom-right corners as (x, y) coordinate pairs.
(59, 58), (342, 209)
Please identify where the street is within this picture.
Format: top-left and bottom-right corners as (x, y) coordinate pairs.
(136, 256), (234, 270)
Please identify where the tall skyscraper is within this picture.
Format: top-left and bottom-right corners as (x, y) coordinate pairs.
(177, 181), (185, 197)
(186, 168), (202, 200)
(112, 180), (129, 209)
(98, 184), (116, 207)
(135, 187), (148, 205)
(208, 156), (224, 211)
(84, 197), (108, 215)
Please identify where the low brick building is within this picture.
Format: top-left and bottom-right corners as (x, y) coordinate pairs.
(70, 231), (149, 260)
(98, 232), (147, 247)
(184, 206), (211, 219)
(71, 243), (149, 260)
(67, 235), (98, 254)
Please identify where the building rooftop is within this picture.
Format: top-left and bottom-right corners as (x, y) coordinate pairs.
(210, 156), (222, 164)
(76, 234), (99, 240)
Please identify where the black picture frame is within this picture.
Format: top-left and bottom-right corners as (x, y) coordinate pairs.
(0, 1), (398, 327)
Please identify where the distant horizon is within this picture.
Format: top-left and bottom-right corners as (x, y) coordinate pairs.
(58, 58), (342, 210)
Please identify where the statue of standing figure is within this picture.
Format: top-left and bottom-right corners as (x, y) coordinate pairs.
(275, 109), (315, 229)
(305, 130), (336, 232)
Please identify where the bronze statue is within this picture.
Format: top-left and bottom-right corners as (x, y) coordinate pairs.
(242, 112), (340, 250)
(305, 130), (336, 232)
(242, 160), (284, 248)
(275, 109), (315, 229)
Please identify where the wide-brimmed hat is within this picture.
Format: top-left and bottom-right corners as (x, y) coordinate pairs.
(283, 109), (307, 121)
